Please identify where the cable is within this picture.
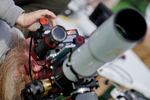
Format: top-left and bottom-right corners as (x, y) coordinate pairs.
(29, 36), (33, 80)
(51, 64), (64, 91)
(67, 48), (80, 81)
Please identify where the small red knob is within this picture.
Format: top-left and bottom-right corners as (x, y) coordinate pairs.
(39, 17), (49, 25)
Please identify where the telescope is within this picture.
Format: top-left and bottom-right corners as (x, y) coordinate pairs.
(21, 8), (147, 100)
(63, 8), (147, 81)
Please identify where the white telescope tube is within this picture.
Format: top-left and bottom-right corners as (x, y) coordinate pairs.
(63, 8), (147, 81)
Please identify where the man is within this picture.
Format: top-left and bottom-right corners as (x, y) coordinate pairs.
(0, 32), (44, 100)
(0, 0), (57, 61)
(0, 1), (57, 99)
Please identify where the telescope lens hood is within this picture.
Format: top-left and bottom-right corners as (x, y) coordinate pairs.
(114, 8), (147, 41)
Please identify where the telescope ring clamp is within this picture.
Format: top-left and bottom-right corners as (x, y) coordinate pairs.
(70, 87), (99, 100)
(71, 87), (90, 98)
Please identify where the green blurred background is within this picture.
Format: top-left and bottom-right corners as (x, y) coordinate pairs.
(113, 0), (149, 15)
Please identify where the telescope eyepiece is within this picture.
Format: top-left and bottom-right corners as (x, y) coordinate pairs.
(51, 25), (67, 42)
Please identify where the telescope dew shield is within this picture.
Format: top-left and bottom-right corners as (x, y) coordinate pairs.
(63, 8), (147, 81)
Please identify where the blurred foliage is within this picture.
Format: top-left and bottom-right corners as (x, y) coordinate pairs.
(112, 0), (149, 15)
(56, 95), (66, 100)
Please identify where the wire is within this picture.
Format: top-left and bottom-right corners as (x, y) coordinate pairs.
(51, 63), (64, 91)
(29, 36), (33, 80)
(53, 76), (63, 91)
(67, 48), (80, 81)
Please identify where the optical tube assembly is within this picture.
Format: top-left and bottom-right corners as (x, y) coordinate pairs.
(63, 8), (147, 81)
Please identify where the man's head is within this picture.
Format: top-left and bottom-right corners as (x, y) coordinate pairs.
(0, 39), (31, 100)
(0, 35), (44, 100)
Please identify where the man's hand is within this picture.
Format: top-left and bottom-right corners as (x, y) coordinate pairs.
(16, 9), (56, 31)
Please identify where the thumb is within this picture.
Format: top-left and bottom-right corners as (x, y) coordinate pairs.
(27, 22), (41, 31)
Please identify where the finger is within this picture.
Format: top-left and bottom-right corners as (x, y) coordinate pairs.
(50, 19), (56, 26)
(44, 10), (56, 18)
(36, 10), (57, 25)
(39, 15), (56, 27)
(39, 9), (56, 19)
(27, 10), (57, 31)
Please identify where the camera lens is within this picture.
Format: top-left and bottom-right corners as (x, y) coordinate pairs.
(51, 25), (67, 42)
